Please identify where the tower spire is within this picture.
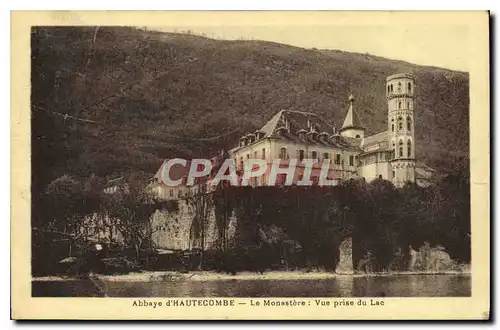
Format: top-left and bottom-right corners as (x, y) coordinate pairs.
(340, 92), (365, 139)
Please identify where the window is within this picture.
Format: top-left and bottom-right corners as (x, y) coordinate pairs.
(335, 154), (341, 165)
(262, 148), (266, 159)
(355, 134), (360, 138)
(349, 155), (354, 166)
(311, 176), (319, 186)
(379, 174), (383, 179)
(390, 84), (393, 92)
(407, 101), (410, 109)
(279, 147), (288, 159)
(254, 151), (258, 158)
(399, 147), (403, 157)
(398, 101), (402, 109)
(397, 82), (401, 92)
(392, 124), (395, 132)
(246, 154), (250, 159)
(407, 116), (411, 131)
(277, 174), (287, 186)
(239, 157), (244, 170)
(178, 190), (183, 198)
(408, 82), (412, 93)
(398, 116), (403, 130)
(323, 153), (329, 160)
(392, 171), (395, 178)
(387, 85), (390, 93)
(407, 140), (412, 157)
(311, 151), (317, 162)
(169, 189), (173, 197)
(298, 149), (305, 161)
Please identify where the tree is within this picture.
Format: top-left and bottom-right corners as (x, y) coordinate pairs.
(43, 175), (85, 234)
(104, 184), (160, 263)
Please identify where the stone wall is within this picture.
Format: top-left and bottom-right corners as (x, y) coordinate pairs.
(150, 199), (237, 251)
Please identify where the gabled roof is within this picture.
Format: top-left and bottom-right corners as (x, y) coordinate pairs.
(233, 110), (364, 152)
(340, 94), (365, 131)
(259, 110), (335, 138)
(259, 111), (284, 138)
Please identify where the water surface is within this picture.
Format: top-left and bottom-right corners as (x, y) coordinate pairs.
(32, 274), (471, 297)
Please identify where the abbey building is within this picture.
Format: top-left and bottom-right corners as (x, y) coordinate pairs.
(229, 73), (435, 188)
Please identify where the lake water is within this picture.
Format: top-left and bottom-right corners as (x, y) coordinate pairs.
(32, 274), (470, 297)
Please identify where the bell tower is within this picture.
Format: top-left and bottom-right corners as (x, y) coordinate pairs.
(386, 73), (416, 187)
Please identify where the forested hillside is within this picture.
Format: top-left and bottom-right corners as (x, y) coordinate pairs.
(31, 26), (469, 195)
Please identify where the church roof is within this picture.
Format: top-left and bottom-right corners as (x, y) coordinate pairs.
(361, 131), (388, 148)
(340, 94), (365, 131)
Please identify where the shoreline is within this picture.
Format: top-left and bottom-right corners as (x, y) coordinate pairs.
(32, 270), (471, 282)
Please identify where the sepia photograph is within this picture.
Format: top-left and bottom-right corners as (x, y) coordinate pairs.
(11, 10), (490, 320)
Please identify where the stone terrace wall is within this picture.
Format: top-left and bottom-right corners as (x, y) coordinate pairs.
(150, 199), (237, 251)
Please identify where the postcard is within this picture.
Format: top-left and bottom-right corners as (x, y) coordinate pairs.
(11, 10), (490, 320)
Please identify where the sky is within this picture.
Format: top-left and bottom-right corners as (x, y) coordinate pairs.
(150, 22), (470, 72)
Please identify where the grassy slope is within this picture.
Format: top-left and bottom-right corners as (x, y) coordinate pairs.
(31, 26), (469, 191)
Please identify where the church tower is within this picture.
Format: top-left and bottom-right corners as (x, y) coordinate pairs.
(340, 93), (365, 139)
(386, 73), (416, 187)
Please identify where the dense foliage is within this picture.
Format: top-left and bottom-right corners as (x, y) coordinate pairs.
(212, 166), (470, 271)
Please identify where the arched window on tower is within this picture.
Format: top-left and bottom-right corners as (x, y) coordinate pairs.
(390, 84), (393, 92)
(407, 140), (412, 157)
(387, 85), (390, 94)
(407, 101), (410, 109)
(397, 82), (402, 93)
(391, 118), (395, 132)
(407, 116), (412, 131)
(408, 82), (412, 93)
(399, 140), (404, 157)
(398, 116), (403, 130)
(398, 101), (401, 109)
(392, 142), (396, 159)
